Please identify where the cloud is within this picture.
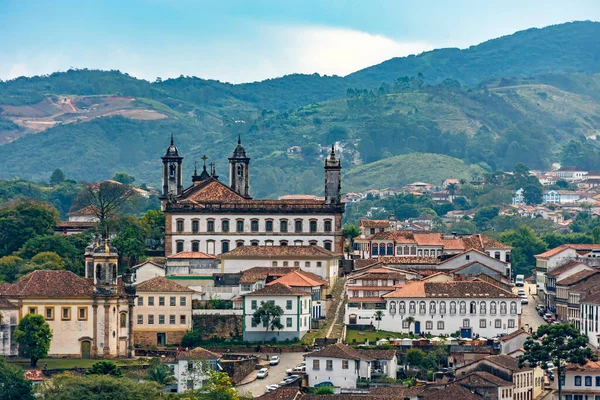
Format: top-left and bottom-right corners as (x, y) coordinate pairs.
(0, 25), (435, 83)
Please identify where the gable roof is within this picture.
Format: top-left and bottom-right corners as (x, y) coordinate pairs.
(462, 234), (511, 251)
(220, 245), (337, 258)
(167, 251), (216, 259)
(458, 371), (512, 387)
(439, 248), (509, 266)
(180, 177), (246, 202)
(256, 387), (301, 400)
(378, 256), (439, 265)
(246, 282), (309, 297)
(422, 383), (484, 400)
(535, 245), (573, 259)
(3, 270), (96, 297)
(498, 329), (531, 342)
(268, 270), (329, 288)
(360, 219), (390, 229)
(132, 260), (165, 269)
(384, 280), (519, 299)
(0, 296), (17, 309)
(239, 266), (300, 284)
(556, 270), (600, 286)
(451, 261), (503, 275)
(176, 346), (221, 360)
(136, 276), (194, 293)
(305, 343), (373, 361)
(484, 354), (531, 372)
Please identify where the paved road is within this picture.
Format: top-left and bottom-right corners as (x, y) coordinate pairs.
(236, 352), (305, 398)
(512, 283), (546, 333)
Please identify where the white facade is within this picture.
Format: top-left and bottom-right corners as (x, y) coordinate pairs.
(306, 356), (366, 389)
(0, 305), (18, 356)
(557, 363), (600, 400)
(242, 291), (312, 342)
(169, 214), (337, 256)
(581, 300), (600, 348)
(167, 357), (219, 393)
(535, 247), (578, 293)
(133, 261), (165, 284)
(543, 190), (581, 205)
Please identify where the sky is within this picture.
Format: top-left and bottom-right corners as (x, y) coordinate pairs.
(1, 0), (599, 84)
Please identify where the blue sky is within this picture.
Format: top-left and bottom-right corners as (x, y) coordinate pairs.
(1, 0), (599, 83)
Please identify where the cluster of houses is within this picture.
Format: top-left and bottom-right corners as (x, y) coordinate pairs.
(343, 179), (460, 206)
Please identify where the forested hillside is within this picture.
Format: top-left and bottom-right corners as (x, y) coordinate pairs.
(2, 21), (600, 196)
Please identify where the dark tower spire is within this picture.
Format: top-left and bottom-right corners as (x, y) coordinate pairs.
(160, 134), (183, 199)
(324, 144), (341, 205)
(229, 137), (251, 199)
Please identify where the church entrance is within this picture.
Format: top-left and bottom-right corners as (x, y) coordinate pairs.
(81, 341), (91, 359)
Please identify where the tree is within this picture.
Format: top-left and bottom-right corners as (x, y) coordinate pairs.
(182, 329), (204, 348)
(37, 373), (162, 400)
(373, 310), (384, 330)
(111, 218), (146, 267)
(146, 361), (176, 388)
(71, 181), (135, 227)
(0, 201), (60, 257)
(473, 206), (500, 230)
(0, 357), (34, 400)
(251, 301), (284, 344)
(18, 252), (66, 276)
(112, 172), (135, 185)
(86, 361), (122, 377)
(197, 370), (239, 400)
(14, 314), (53, 367)
(140, 210), (165, 248)
(49, 168), (65, 185)
(342, 225), (360, 256)
(499, 226), (547, 277)
(405, 348), (426, 368)
(520, 324), (597, 400)
(447, 183), (458, 200)
(18, 234), (84, 275)
(405, 316), (415, 333)
(592, 226), (600, 244)
(523, 185), (543, 205)
(0, 255), (24, 283)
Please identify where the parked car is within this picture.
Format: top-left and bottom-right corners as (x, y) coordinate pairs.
(536, 306), (546, 315)
(543, 313), (553, 321)
(265, 385), (279, 393)
(270, 356), (280, 365)
(517, 289), (526, 296)
(546, 362), (555, 371)
(284, 375), (300, 383)
(547, 317), (556, 323)
(286, 364), (306, 374)
(257, 368), (269, 379)
(521, 296), (529, 304)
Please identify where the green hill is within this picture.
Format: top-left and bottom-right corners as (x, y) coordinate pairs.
(344, 153), (486, 193)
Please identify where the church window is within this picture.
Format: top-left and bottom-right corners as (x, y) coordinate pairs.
(176, 241), (184, 253)
(221, 241), (230, 253)
(120, 313), (127, 328)
(236, 219), (244, 232)
(111, 264), (117, 282)
(61, 307), (71, 321)
(222, 219), (230, 232)
(309, 220), (317, 232)
(295, 220), (303, 232)
(280, 220), (288, 232)
(206, 220), (214, 232)
(251, 219), (259, 232)
(169, 163), (176, 177)
(237, 164), (244, 177)
(45, 307), (54, 320)
(265, 220), (273, 232)
(176, 219), (184, 232)
(96, 264), (103, 282)
(86, 262), (93, 278)
(192, 241), (199, 252)
(324, 220), (332, 232)
(251, 240), (259, 246)
(236, 240), (244, 248)
(280, 240), (288, 246)
(192, 220), (199, 232)
(324, 241), (332, 251)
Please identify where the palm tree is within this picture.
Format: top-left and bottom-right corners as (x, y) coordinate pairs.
(447, 183), (458, 201)
(343, 225), (361, 258)
(373, 310), (384, 330)
(404, 316), (415, 334)
(146, 363), (176, 388)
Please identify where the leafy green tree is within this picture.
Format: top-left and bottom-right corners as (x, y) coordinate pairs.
(146, 362), (176, 387)
(405, 348), (426, 368)
(520, 324), (597, 400)
(523, 185), (543, 205)
(18, 234), (84, 274)
(252, 301), (284, 344)
(111, 218), (146, 267)
(197, 370), (239, 400)
(0, 200), (60, 257)
(37, 373), (162, 400)
(181, 330), (204, 348)
(499, 226), (547, 277)
(593, 227), (600, 244)
(86, 361), (122, 377)
(140, 210), (165, 247)
(18, 252), (66, 276)
(49, 168), (65, 185)
(112, 172), (136, 185)
(14, 314), (53, 367)
(473, 206), (500, 231)
(0, 255), (24, 282)
(0, 356), (34, 400)
(343, 225), (360, 255)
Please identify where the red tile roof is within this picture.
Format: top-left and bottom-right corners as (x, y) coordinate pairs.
(547, 260), (588, 277)
(239, 267), (300, 284)
(378, 256), (439, 265)
(306, 343), (373, 360)
(180, 178), (246, 202)
(132, 260), (165, 269)
(136, 276), (194, 293)
(384, 280), (519, 299)
(268, 270), (328, 288)
(246, 282), (310, 296)
(535, 245), (573, 259)
(3, 270), (96, 297)
(556, 270), (599, 286)
(220, 245), (337, 258)
(167, 251), (215, 259)
(176, 347), (221, 360)
(0, 296), (17, 309)
(360, 219), (390, 229)
(256, 387), (301, 400)
(565, 360), (600, 371)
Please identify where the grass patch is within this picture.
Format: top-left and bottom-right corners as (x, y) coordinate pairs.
(345, 329), (412, 344)
(8, 358), (148, 370)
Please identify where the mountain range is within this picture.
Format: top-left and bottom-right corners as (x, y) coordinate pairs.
(1, 21), (600, 196)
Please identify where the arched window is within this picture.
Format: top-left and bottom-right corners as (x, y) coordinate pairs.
(280, 220), (288, 233)
(191, 219), (200, 232)
(192, 241), (199, 252)
(389, 302), (396, 314)
(236, 219), (244, 232)
(387, 244), (394, 255)
(510, 301), (517, 314)
(112, 264), (117, 282)
(324, 220), (332, 232)
(404, 246), (410, 255)
(418, 249), (423, 256)
(309, 220), (317, 233)
(459, 301), (466, 314)
(372, 244), (379, 256)
(429, 301), (436, 314)
(294, 240), (303, 246)
(379, 244), (385, 255)
(439, 301), (446, 314)
(399, 301), (406, 314)
(120, 313), (127, 328)
(480, 302), (486, 314)
(324, 241), (332, 251)
(397, 246), (403, 255)
(280, 240), (288, 246)
(295, 220), (303, 232)
(236, 240), (244, 248)
(500, 301), (507, 314)
(176, 241), (184, 253)
(309, 240), (318, 246)
(450, 301), (456, 314)
(222, 219), (230, 232)
(251, 219), (259, 232)
(251, 240), (259, 247)
(96, 264), (103, 282)
(424, 249), (430, 256)
(419, 301), (426, 314)
(494, 251), (501, 260)
(490, 302), (497, 314)
(221, 241), (230, 254)
(265, 240), (274, 246)
(409, 301), (416, 313)
(470, 301), (477, 314)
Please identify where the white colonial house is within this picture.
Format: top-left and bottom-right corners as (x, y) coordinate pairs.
(555, 167), (588, 182)
(346, 280), (521, 338)
(242, 283), (312, 342)
(535, 245), (579, 300)
(0, 295), (18, 356)
(132, 260), (165, 284)
(305, 343), (397, 389)
(580, 292), (600, 348)
(165, 347), (221, 393)
(557, 361), (600, 400)
(543, 190), (581, 205)
(160, 137), (344, 257)
(219, 245), (340, 284)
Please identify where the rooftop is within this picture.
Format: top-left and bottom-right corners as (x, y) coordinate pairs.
(547, 260), (587, 277)
(239, 266), (300, 284)
(383, 280), (518, 299)
(167, 251), (216, 259)
(485, 354), (530, 372)
(246, 282), (310, 297)
(306, 343), (373, 361)
(176, 347), (221, 360)
(135, 276), (194, 293)
(220, 245), (337, 258)
(268, 270), (329, 288)
(0, 270), (97, 297)
(458, 371), (512, 387)
(360, 219), (390, 229)
(556, 270), (599, 286)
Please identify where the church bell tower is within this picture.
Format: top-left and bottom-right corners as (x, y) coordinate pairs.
(160, 134), (183, 199)
(324, 145), (342, 205)
(229, 136), (251, 199)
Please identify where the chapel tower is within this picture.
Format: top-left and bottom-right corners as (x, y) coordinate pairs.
(229, 136), (251, 199)
(160, 134), (183, 199)
(324, 145), (342, 205)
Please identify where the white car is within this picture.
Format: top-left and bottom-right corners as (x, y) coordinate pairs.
(257, 368), (269, 379)
(546, 362), (555, 371)
(521, 296), (529, 305)
(517, 289), (526, 296)
(270, 355), (280, 365)
(265, 385), (278, 393)
(286, 364), (306, 374)
(285, 375), (300, 383)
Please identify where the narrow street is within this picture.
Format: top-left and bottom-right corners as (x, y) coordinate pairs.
(512, 282), (546, 333)
(236, 352), (305, 398)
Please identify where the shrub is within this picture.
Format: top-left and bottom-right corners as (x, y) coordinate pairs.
(181, 330), (203, 348)
(315, 386), (334, 394)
